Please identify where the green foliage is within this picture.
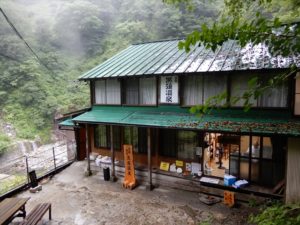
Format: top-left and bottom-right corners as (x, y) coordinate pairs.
(0, 133), (11, 154)
(249, 202), (300, 225)
(0, 0), (222, 142)
(0, 175), (27, 195)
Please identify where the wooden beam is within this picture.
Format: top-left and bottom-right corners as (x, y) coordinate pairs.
(85, 124), (92, 176)
(147, 128), (153, 190)
(110, 125), (116, 181)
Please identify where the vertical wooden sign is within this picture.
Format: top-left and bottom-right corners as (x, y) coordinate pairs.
(224, 191), (235, 207)
(123, 144), (137, 190)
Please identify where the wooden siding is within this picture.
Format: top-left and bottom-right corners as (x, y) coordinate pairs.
(286, 138), (300, 203)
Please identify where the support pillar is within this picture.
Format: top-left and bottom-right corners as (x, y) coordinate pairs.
(85, 124), (92, 176)
(110, 125), (117, 181)
(147, 128), (154, 190)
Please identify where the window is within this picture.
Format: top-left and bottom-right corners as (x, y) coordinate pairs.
(229, 134), (285, 187)
(94, 125), (121, 150)
(124, 127), (148, 153)
(178, 131), (198, 159)
(295, 73), (300, 115)
(230, 74), (289, 108)
(203, 74), (227, 105)
(159, 129), (177, 157)
(183, 75), (203, 106)
(159, 129), (199, 160)
(124, 78), (156, 105)
(182, 75), (226, 106)
(258, 76), (288, 107)
(230, 74), (257, 107)
(95, 80), (121, 104)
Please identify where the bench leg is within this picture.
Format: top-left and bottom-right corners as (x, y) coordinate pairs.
(49, 205), (52, 220)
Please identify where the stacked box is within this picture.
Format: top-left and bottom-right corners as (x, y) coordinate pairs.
(224, 175), (236, 186)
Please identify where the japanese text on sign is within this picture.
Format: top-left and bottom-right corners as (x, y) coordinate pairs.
(160, 76), (178, 103)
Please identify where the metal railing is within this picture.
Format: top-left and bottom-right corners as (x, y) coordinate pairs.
(0, 140), (76, 197)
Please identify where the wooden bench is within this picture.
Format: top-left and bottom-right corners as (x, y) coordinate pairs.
(20, 203), (51, 225)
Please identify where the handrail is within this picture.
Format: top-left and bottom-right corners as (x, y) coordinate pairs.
(0, 141), (76, 197)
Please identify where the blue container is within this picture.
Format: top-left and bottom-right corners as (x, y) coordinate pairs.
(224, 175), (236, 186)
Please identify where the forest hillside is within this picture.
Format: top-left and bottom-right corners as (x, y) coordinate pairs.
(0, 0), (222, 150)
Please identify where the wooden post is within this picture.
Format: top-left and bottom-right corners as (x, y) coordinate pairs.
(147, 128), (153, 190)
(85, 124), (92, 176)
(110, 125), (116, 181)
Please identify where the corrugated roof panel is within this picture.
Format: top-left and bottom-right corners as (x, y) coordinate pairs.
(102, 43), (156, 77)
(79, 40), (299, 80)
(129, 41), (176, 76)
(80, 45), (137, 79)
(138, 41), (181, 75)
(164, 44), (198, 74)
(144, 42), (180, 74)
(112, 42), (169, 77)
(185, 47), (210, 72)
(197, 46), (222, 72)
(153, 46), (186, 74)
(209, 41), (234, 71)
(174, 45), (205, 73)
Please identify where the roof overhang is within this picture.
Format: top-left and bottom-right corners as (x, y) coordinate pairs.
(72, 106), (300, 136)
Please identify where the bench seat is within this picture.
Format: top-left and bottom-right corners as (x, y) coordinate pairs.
(20, 203), (51, 225)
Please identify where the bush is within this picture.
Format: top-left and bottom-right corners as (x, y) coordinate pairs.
(249, 202), (300, 225)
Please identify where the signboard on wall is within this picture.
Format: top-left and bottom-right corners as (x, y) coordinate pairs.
(160, 76), (179, 104)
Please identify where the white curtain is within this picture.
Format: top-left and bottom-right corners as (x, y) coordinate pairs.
(139, 77), (156, 105)
(183, 75), (203, 105)
(95, 80), (106, 104)
(106, 79), (121, 104)
(125, 79), (139, 104)
(230, 74), (257, 107)
(258, 84), (288, 107)
(204, 74), (227, 105)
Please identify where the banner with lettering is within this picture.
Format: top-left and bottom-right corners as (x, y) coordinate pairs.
(160, 76), (179, 103)
(123, 144), (137, 189)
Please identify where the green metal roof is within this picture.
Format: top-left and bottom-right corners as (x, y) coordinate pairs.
(72, 106), (300, 136)
(79, 40), (300, 80)
(58, 118), (75, 127)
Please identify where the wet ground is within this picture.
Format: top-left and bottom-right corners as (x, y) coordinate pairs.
(13, 161), (255, 225)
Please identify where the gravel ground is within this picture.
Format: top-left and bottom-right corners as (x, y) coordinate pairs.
(13, 161), (255, 225)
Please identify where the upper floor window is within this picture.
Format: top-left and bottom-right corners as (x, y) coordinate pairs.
(124, 77), (156, 105)
(182, 75), (226, 106)
(95, 79), (121, 105)
(295, 72), (300, 115)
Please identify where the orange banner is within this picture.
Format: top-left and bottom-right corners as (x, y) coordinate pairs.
(123, 144), (136, 190)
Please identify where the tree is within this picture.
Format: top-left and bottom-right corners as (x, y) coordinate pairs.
(164, 0), (300, 113)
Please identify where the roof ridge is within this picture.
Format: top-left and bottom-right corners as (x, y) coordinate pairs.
(132, 38), (183, 45)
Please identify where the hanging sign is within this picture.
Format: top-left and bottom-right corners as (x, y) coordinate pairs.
(123, 144), (136, 189)
(160, 76), (179, 103)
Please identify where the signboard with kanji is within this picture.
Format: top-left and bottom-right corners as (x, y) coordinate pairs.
(160, 76), (179, 104)
(123, 145), (136, 189)
(224, 191), (235, 207)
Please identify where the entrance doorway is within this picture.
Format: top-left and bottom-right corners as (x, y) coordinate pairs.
(202, 133), (238, 178)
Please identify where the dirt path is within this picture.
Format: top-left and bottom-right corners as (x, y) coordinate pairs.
(14, 162), (254, 225)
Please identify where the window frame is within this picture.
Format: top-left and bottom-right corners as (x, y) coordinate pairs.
(94, 125), (121, 150)
(94, 79), (121, 105)
(159, 129), (200, 160)
(122, 77), (157, 106)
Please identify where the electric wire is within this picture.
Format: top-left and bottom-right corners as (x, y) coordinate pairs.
(0, 7), (56, 77)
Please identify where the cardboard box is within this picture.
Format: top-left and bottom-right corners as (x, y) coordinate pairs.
(224, 175), (236, 186)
